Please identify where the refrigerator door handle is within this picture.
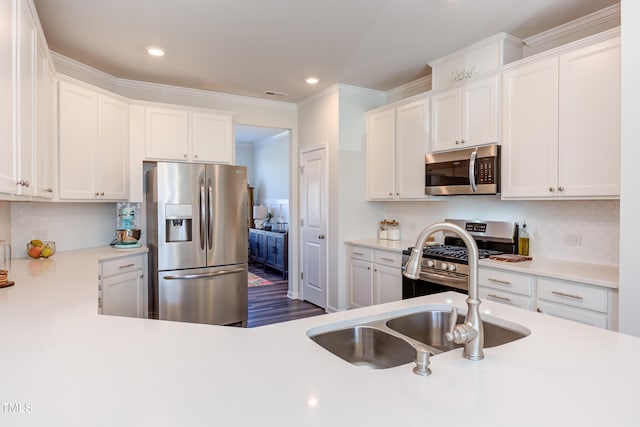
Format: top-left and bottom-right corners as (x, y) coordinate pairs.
(199, 177), (206, 250)
(208, 178), (214, 251)
(162, 267), (246, 281)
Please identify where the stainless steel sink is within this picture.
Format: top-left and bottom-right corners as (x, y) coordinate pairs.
(308, 308), (530, 369)
(385, 310), (528, 353)
(309, 325), (416, 369)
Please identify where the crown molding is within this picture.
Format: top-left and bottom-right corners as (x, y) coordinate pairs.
(524, 4), (620, 48)
(51, 52), (297, 110)
(386, 75), (432, 103)
(297, 83), (385, 107)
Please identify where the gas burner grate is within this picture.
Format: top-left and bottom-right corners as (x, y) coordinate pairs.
(422, 245), (503, 262)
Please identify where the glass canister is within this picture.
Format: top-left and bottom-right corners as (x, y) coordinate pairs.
(0, 240), (13, 287)
(378, 220), (388, 240)
(387, 220), (401, 241)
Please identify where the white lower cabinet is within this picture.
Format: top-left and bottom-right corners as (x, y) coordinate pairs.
(479, 267), (533, 310)
(99, 253), (148, 318)
(347, 245), (402, 309)
(479, 265), (617, 331)
(535, 277), (614, 330)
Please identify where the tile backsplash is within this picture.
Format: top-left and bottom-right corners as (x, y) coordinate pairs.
(10, 202), (116, 257)
(383, 197), (620, 266)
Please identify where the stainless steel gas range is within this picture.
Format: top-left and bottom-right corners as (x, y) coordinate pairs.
(401, 219), (518, 299)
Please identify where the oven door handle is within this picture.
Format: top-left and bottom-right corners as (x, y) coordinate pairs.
(420, 271), (468, 284)
(469, 149), (478, 193)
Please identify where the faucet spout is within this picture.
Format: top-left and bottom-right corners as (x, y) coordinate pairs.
(403, 222), (484, 360)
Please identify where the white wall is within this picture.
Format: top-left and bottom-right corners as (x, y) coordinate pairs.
(383, 198), (619, 266)
(10, 202), (117, 256)
(253, 132), (290, 202)
(297, 85), (386, 311)
(235, 142), (255, 186)
(618, 0), (640, 336)
(0, 202), (10, 242)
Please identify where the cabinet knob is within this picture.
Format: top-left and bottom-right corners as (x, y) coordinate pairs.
(184, 154), (188, 158)
(100, 192), (105, 196)
(548, 187), (555, 192)
(24, 180), (30, 188)
(194, 154), (198, 159)
(95, 192), (100, 196)
(536, 307), (543, 313)
(46, 188), (53, 193)
(388, 192), (393, 196)
(318, 234), (325, 239)
(460, 139), (465, 144)
(558, 186), (565, 192)
(455, 140), (460, 145)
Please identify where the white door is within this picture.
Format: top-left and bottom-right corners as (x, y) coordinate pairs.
(431, 88), (462, 152)
(300, 147), (327, 308)
(98, 93), (129, 200)
(191, 111), (233, 164)
(395, 99), (428, 199)
(365, 108), (395, 200)
(462, 74), (499, 147)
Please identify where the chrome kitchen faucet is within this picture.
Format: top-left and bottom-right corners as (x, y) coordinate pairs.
(403, 222), (484, 361)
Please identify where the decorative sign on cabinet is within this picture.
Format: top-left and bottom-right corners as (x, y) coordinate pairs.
(366, 97), (429, 200)
(501, 33), (620, 199)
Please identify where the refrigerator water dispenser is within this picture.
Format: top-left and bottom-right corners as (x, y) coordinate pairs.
(165, 204), (193, 242)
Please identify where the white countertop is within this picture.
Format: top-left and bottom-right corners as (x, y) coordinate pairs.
(347, 238), (619, 289)
(1, 247), (637, 426)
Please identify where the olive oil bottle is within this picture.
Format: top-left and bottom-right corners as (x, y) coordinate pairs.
(518, 222), (530, 256)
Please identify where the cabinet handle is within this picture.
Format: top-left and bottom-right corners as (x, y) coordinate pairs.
(380, 257), (394, 262)
(551, 290), (583, 300)
(352, 251), (364, 256)
(318, 234), (325, 239)
(487, 294), (512, 303)
(119, 263), (135, 269)
(488, 278), (512, 286)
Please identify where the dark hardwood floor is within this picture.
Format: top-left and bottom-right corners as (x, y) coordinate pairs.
(247, 264), (326, 328)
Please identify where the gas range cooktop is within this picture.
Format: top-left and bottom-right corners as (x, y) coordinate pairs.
(421, 245), (504, 263)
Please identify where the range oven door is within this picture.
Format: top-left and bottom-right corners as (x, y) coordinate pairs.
(402, 268), (468, 299)
(425, 144), (500, 195)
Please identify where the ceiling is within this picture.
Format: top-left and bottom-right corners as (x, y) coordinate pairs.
(33, 0), (619, 103)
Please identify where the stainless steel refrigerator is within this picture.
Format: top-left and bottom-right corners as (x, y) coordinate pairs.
(146, 162), (248, 326)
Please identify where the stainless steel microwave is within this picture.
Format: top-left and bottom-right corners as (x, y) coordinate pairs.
(425, 145), (500, 195)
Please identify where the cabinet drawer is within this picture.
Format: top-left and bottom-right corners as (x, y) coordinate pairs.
(536, 300), (608, 329)
(374, 250), (402, 267)
(479, 268), (532, 296)
(101, 255), (144, 278)
(347, 246), (374, 262)
(537, 278), (608, 313)
(479, 287), (531, 310)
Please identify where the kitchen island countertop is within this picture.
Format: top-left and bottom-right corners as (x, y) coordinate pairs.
(0, 246), (637, 426)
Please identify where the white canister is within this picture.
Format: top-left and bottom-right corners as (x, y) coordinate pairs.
(387, 221), (400, 241)
(378, 221), (388, 240)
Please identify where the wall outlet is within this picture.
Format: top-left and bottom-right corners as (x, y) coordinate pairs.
(563, 233), (582, 246)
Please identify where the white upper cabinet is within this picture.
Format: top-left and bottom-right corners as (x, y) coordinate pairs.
(0, 0), (17, 194)
(58, 80), (129, 201)
(144, 104), (233, 164)
(366, 98), (429, 200)
(431, 74), (499, 152)
(558, 37), (620, 198)
(0, 0), (53, 198)
(502, 35), (620, 199)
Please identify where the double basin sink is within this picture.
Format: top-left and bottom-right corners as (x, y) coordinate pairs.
(308, 308), (530, 369)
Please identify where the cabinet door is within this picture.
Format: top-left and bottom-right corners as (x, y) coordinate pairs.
(431, 88), (461, 152)
(192, 111), (233, 164)
(462, 75), (499, 147)
(145, 107), (189, 161)
(0, 0), (17, 194)
(102, 269), (144, 318)
(58, 81), (98, 199)
(34, 42), (53, 198)
(501, 57), (559, 198)
(366, 108), (395, 200)
(16, 0), (36, 196)
(348, 258), (373, 308)
(558, 37), (620, 198)
(395, 99), (428, 199)
(536, 300), (608, 329)
(374, 264), (401, 304)
(256, 231), (266, 262)
(97, 93), (129, 200)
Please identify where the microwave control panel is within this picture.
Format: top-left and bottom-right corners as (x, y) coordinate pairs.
(477, 158), (495, 184)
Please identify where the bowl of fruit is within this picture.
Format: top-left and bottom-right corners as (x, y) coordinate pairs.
(26, 240), (56, 259)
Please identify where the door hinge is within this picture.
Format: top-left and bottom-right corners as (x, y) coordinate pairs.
(300, 219), (304, 226)
(301, 272), (304, 280)
(299, 166), (304, 174)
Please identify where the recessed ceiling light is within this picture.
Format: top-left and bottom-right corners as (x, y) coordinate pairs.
(147, 47), (165, 57)
(305, 77), (319, 85)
